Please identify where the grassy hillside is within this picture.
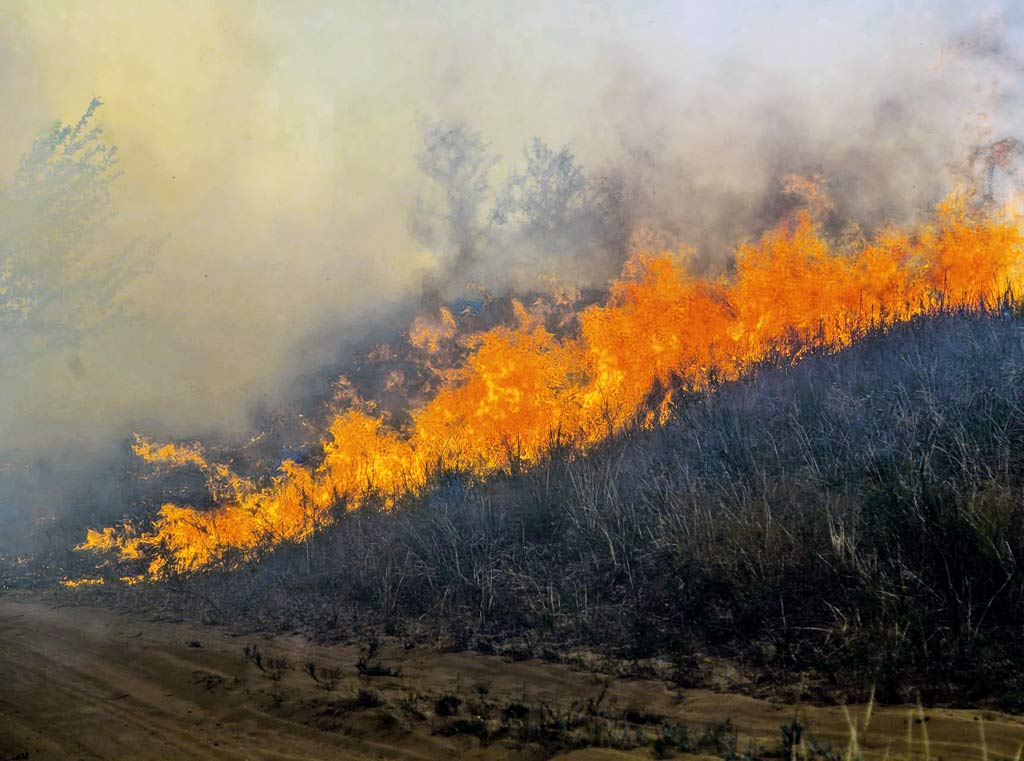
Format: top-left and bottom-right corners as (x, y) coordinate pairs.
(61, 310), (1024, 706)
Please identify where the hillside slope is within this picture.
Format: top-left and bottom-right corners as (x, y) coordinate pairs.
(62, 311), (1024, 705)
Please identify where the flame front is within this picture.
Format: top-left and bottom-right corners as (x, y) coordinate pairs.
(78, 187), (1024, 576)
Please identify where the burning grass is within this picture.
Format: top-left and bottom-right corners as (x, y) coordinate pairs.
(36, 180), (1024, 706)
(75, 185), (1024, 580)
(59, 307), (1024, 707)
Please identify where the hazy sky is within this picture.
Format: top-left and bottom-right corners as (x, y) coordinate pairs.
(0, 0), (1015, 463)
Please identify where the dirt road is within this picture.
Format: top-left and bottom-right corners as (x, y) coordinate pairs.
(1, 597), (1022, 760)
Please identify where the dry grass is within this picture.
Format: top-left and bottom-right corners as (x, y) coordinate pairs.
(52, 309), (1024, 707)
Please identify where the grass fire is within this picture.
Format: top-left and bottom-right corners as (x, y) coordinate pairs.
(3, 2), (1024, 760)
(77, 185), (1024, 578)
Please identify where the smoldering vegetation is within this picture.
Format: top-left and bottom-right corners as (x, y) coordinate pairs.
(51, 308), (1024, 708)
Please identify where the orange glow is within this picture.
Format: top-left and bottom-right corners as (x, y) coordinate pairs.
(409, 306), (457, 354)
(78, 186), (1024, 576)
(61, 577), (104, 588)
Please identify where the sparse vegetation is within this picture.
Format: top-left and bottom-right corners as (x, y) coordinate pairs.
(245, 641), (882, 756)
(264, 656), (291, 682)
(7, 592), (1021, 758)
(304, 660), (342, 691)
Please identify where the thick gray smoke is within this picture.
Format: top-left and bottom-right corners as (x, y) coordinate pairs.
(0, 1), (1021, 556)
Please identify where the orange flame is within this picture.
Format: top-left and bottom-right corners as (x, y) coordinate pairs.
(409, 306), (457, 353)
(78, 185), (1024, 576)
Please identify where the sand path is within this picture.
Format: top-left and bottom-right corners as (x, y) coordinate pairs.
(1, 597), (1021, 760)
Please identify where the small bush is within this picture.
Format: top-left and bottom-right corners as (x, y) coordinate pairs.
(355, 657), (400, 677)
(264, 656), (291, 682)
(435, 694), (461, 717)
(355, 689), (383, 709)
(243, 644), (263, 671)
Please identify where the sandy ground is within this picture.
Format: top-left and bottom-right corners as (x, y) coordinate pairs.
(1, 597), (1022, 760)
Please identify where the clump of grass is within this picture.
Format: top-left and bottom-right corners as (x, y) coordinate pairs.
(354, 689), (383, 709)
(623, 706), (663, 725)
(501, 701), (530, 722)
(355, 658), (401, 677)
(698, 718), (740, 756)
(434, 693), (461, 717)
(355, 638), (401, 677)
(242, 645), (291, 681)
(264, 656), (291, 682)
(304, 660), (317, 682)
(315, 689), (386, 722)
(398, 689), (427, 720)
(304, 660), (342, 691)
(435, 716), (491, 742)
(778, 717), (805, 759)
(243, 644), (263, 671)
(652, 721), (694, 758)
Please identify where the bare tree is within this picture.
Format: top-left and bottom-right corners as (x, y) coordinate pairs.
(410, 120), (498, 271)
(491, 138), (588, 235)
(411, 124), (632, 288)
(0, 98), (146, 358)
(491, 138), (631, 283)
